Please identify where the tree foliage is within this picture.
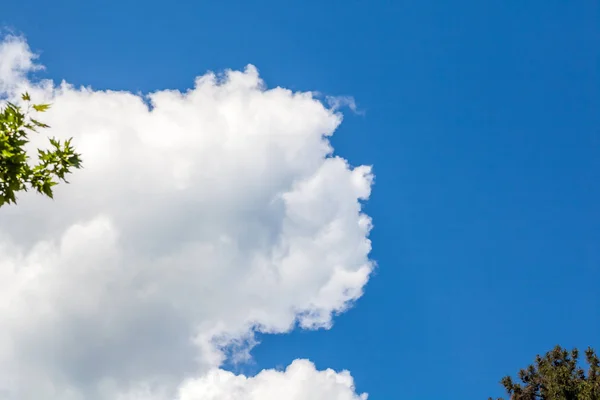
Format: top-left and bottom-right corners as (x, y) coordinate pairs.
(491, 345), (600, 400)
(0, 93), (82, 207)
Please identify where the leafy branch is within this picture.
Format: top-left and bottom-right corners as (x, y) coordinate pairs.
(0, 93), (82, 207)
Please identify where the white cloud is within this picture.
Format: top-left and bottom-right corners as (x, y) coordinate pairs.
(326, 95), (363, 115)
(178, 360), (367, 400)
(0, 36), (373, 400)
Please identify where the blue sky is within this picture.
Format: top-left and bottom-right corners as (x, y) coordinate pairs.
(2, 1), (599, 399)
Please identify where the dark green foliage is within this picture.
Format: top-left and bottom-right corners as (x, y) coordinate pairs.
(490, 345), (600, 400)
(0, 93), (82, 207)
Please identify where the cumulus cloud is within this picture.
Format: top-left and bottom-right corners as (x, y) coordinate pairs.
(178, 360), (366, 400)
(0, 36), (373, 400)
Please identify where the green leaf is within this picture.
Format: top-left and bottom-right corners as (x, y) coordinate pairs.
(30, 118), (50, 129)
(1, 149), (13, 158)
(32, 103), (51, 112)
